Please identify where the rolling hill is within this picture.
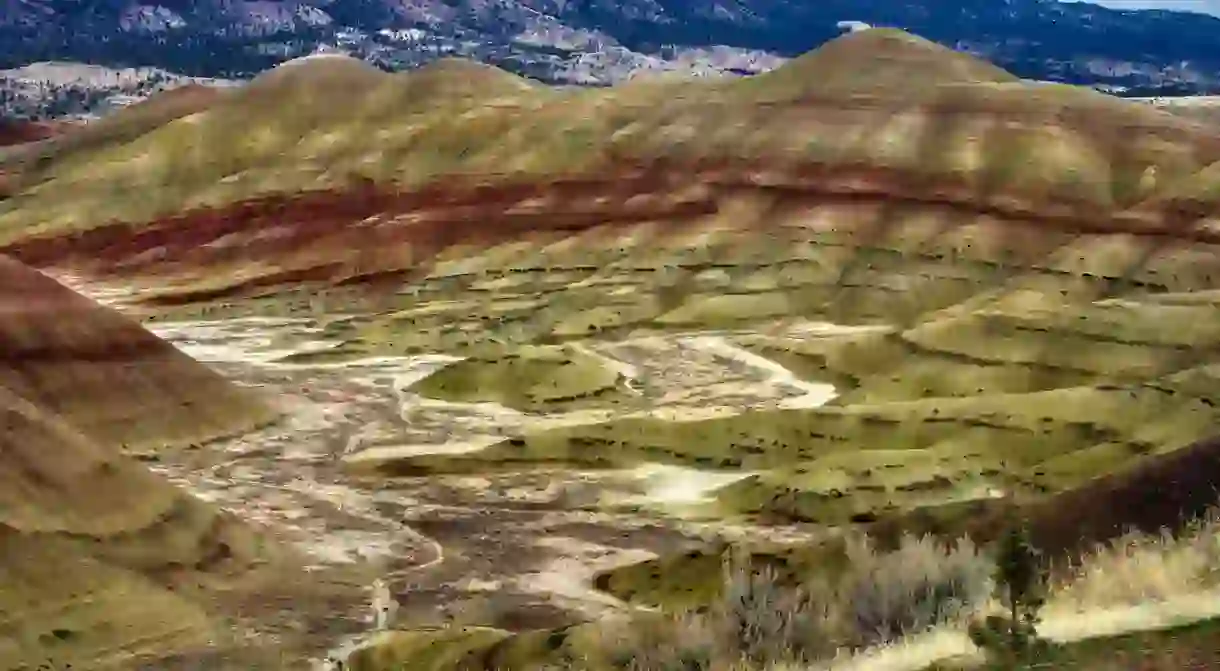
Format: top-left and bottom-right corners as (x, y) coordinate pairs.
(7, 26), (1220, 670)
(7, 25), (1220, 533)
(0, 256), (313, 668)
(8, 0), (1220, 95)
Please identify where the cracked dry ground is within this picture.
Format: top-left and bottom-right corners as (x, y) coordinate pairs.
(71, 280), (839, 656)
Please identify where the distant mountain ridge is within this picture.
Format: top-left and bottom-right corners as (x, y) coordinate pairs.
(2, 0), (1220, 93)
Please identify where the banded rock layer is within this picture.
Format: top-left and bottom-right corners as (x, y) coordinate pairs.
(0, 256), (283, 668)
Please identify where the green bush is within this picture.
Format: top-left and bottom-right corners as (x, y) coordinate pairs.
(969, 519), (1050, 667)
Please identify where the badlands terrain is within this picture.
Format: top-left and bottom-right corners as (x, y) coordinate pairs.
(5, 27), (1220, 670)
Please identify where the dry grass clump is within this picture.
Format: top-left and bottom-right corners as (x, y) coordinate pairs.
(586, 613), (723, 671)
(575, 533), (993, 670)
(1051, 508), (1220, 611)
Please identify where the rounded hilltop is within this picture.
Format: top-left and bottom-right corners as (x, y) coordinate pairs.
(745, 26), (1020, 98)
(246, 50), (389, 94)
(0, 82), (224, 188)
(124, 82), (224, 113)
(390, 57), (541, 100)
(198, 50), (390, 132)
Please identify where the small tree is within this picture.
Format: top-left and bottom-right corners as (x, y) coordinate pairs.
(970, 518), (1049, 667)
(996, 520), (1046, 650)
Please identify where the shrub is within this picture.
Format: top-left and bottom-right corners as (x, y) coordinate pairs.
(715, 551), (837, 664)
(841, 533), (993, 646)
(577, 532), (994, 670)
(589, 613), (717, 671)
(969, 520), (1049, 665)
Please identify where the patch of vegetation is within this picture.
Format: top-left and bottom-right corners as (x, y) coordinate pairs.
(999, 617), (1220, 670)
(409, 344), (636, 413)
(348, 532), (993, 670)
(346, 627), (512, 671)
(351, 510), (1220, 671)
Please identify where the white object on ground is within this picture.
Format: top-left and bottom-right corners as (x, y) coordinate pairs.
(625, 463), (755, 505)
(371, 578), (398, 631)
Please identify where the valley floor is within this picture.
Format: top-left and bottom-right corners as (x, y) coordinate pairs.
(55, 274), (1220, 670)
(59, 275), (862, 665)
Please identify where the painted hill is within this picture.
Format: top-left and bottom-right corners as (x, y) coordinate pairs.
(6, 29), (1220, 666)
(0, 83), (225, 192)
(0, 119), (71, 197)
(4, 30), (1220, 501)
(0, 256), (274, 452)
(0, 256), (293, 668)
(742, 27), (1021, 99)
(1, 381), (242, 668)
(3, 29), (1219, 295)
(911, 428), (1220, 559)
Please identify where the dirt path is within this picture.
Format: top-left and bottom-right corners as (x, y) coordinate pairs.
(681, 335), (839, 409)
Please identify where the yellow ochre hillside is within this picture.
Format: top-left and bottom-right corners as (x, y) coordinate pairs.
(3, 26), (1220, 671)
(0, 258), (353, 669)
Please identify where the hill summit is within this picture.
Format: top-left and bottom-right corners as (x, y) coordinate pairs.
(751, 27), (1021, 97)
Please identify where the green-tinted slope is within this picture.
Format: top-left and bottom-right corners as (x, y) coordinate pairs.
(0, 258), (300, 668)
(5, 29), (1218, 244)
(743, 27), (1020, 99)
(411, 344), (635, 412)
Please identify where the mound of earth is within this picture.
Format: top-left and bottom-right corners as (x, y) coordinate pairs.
(0, 258), (320, 668)
(0, 384), (248, 668)
(410, 344), (635, 413)
(344, 622), (646, 671)
(250, 53), (388, 91)
(0, 119), (69, 197)
(742, 27), (1021, 98)
(398, 58), (539, 99)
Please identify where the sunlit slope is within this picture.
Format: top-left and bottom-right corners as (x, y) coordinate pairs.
(0, 256), (275, 451)
(0, 85), (226, 192)
(2, 28), (1219, 251)
(3, 28), (1220, 575)
(0, 382), (218, 668)
(348, 216), (1220, 525)
(740, 28), (1020, 99)
(0, 258), (293, 668)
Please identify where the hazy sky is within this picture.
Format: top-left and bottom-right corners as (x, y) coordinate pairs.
(1063, 0), (1220, 16)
